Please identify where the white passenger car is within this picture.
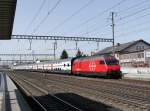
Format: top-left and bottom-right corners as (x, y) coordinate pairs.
(12, 58), (73, 74)
(43, 58), (72, 73)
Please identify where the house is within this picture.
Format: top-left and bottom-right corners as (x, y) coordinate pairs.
(95, 39), (150, 67)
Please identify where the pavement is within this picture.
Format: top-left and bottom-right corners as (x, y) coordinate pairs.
(0, 72), (31, 111)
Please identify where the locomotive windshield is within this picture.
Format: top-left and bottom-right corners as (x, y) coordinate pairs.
(105, 59), (119, 65)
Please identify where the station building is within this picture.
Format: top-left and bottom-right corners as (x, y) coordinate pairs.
(95, 39), (150, 67)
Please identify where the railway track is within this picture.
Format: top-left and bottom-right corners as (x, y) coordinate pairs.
(21, 70), (150, 87)
(8, 71), (150, 111)
(19, 71), (150, 96)
(36, 75), (150, 110)
(9, 73), (82, 111)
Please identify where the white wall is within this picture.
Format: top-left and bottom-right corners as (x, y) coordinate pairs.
(121, 67), (150, 79)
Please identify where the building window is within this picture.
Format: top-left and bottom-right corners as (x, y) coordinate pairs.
(139, 46), (142, 50)
(138, 53), (141, 58)
(136, 46), (144, 51)
(136, 46), (139, 50)
(127, 54), (130, 59)
(137, 53), (144, 58)
(141, 53), (144, 58)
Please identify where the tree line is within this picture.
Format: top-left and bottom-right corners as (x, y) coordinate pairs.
(60, 49), (87, 59)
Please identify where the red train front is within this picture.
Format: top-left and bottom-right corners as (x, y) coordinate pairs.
(72, 55), (122, 78)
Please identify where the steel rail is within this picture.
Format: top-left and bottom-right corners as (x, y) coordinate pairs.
(9, 74), (48, 111)
(18, 72), (150, 110)
(9, 71), (150, 110)
(42, 77), (150, 108)
(9, 73), (83, 111)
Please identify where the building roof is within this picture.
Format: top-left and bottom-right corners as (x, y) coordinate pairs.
(0, 0), (17, 40)
(95, 39), (150, 55)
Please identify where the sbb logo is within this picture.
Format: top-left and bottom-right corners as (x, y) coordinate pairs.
(89, 61), (96, 71)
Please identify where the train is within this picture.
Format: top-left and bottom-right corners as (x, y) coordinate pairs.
(12, 55), (122, 79)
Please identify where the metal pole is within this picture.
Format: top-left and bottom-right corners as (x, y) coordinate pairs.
(97, 42), (99, 50)
(111, 12), (115, 56)
(32, 50), (35, 62)
(20, 54), (21, 64)
(53, 42), (56, 60)
(29, 39), (32, 50)
(75, 41), (78, 50)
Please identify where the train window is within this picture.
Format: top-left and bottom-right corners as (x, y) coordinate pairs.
(100, 60), (105, 64)
(105, 59), (119, 65)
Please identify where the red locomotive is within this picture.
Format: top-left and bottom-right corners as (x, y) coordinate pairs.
(72, 55), (122, 78)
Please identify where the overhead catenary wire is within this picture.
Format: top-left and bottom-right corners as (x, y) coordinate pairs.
(112, 5), (150, 37)
(46, 0), (95, 35)
(86, 9), (150, 35)
(67, 0), (127, 33)
(101, 16), (150, 39)
(118, 0), (149, 13)
(114, 18), (150, 35)
(32, 0), (62, 34)
(116, 11), (150, 26)
(116, 24), (150, 38)
(69, 14), (110, 36)
(82, 2), (150, 36)
(119, 5), (150, 20)
(73, 0), (150, 36)
(78, 23), (110, 36)
(24, 0), (46, 34)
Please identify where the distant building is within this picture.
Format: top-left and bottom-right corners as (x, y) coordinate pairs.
(91, 50), (98, 56)
(95, 39), (150, 67)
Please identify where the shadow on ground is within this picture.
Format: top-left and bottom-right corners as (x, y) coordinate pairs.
(54, 92), (121, 111)
(25, 92), (122, 111)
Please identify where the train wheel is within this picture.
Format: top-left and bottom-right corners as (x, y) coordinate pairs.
(105, 73), (111, 79)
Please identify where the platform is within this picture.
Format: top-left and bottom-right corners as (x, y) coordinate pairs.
(0, 72), (31, 111)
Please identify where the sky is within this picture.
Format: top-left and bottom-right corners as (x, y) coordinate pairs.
(1, 0), (150, 60)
